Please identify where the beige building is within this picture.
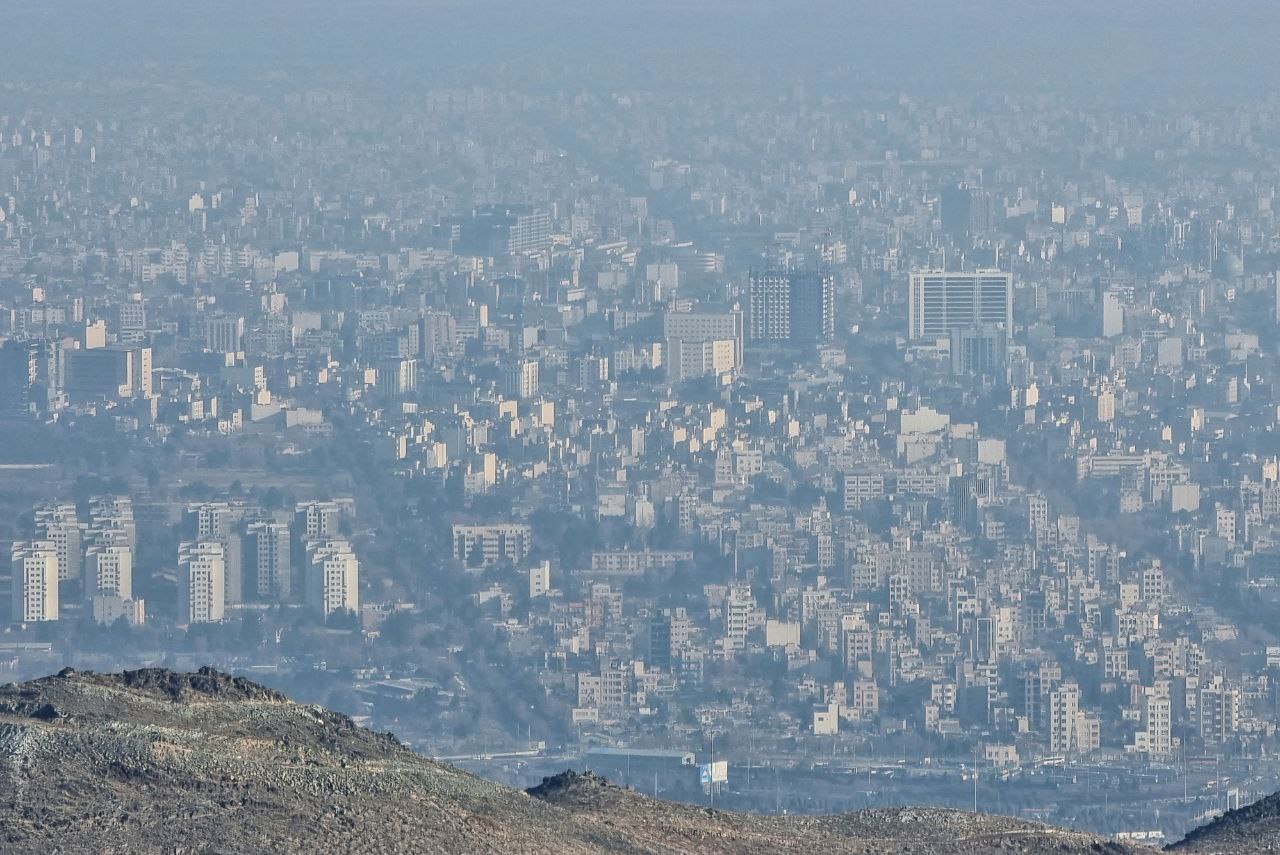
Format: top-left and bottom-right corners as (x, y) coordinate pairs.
(246, 520), (291, 599)
(529, 561), (551, 598)
(452, 523), (532, 565)
(85, 543), (132, 601)
(665, 336), (738, 382)
(34, 502), (81, 582)
(813, 701), (840, 735)
(1048, 682), (1081, 755)
(10, 541), (59, 623)
(304, 540), (360, 618)
(1129, 691), (1174, 757)
(179, 541), (226, 625)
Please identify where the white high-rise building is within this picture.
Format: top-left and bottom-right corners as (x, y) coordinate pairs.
(529, 561), (551, 598)
(87, 495), (136, 552)
(1102, 290), (1124, 337)
(304, 540), (359, 618)
(1132, 692), (1173, 757)
(203, 314), (246, 353)
(186, 501), (239, 540)
(501, 359), (539, 400)
(665, 336), (738, 382)
(452, 524), (533, 565)
(907, 270), (1013, 341)
(663, 307), (744, 365)
(1198, 677), (1242, 745)
(1215, 504), (1238, 546)
(35, 502), (81, 582)
(178, 541), (226, 625)
(184, 502), (245, 605)
(11, 541), (59, 623)
(725, 584), (753, 652)
(1096, 384), (1116, 423)
(1048, 682), (1080, 755)
(85, 543), (132, 601)
(294, 499), (352, 540)
(247, 520), (291, 600)
(748, 271), (835, 343)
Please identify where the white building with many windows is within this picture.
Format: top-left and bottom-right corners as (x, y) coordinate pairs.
(304, 540), (359, 618)
(179, 541), (226, 625)
(907, 270), (1012, 341)
(11, 541), (59, 623)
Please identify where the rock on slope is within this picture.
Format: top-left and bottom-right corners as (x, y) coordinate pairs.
(1167, 790), (1280, 853)
(526, 770), (1135, 854)
(0, 667), (1139, 853)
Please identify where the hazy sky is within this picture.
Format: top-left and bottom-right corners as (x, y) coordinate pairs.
(6, 1), (1280, 101)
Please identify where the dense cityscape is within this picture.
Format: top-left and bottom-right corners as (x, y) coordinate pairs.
(3, 1), (1280, 846)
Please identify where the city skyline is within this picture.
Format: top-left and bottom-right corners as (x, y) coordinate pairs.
(3, 1), (1280, 845)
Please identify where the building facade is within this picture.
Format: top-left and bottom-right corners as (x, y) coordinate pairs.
(908, 270), (1012, 341)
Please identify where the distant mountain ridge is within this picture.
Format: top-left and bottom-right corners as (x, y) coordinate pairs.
(0, 667), (1262, 853)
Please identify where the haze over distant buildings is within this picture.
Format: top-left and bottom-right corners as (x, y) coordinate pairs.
(2, 0), (1280, 844)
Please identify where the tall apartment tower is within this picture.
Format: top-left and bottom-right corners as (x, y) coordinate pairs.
(83, 498), (135, 609)
(178, 541), (226, 625)
(87, 495), (137, 553)
(950, 323), (1008, 376)
(749, 271), (792, 341)
(84, 543), (132, 601)
(34, 502), (81, 583)
(501, 359), (539, 400)
(294, 500), (349, 541)
(908, 270), (1013, 341)
(184, 502), (246, 606)
(11, 541), (59, 623)
(458, 205), (550, 255)
(529, 561), (551, 598)
(0, 340), (40, 417)
(304, 540), (360, 618)
(1137, 692), (1173, 756)
(376, 357), (418, 399)
(203, 314), (246, 353)
(1102, 290), (1125, 337)
(246, 521), (291, 600)
(663, 307), (745, 366)
(1048, 682), (1081, 755)
(748, 271), (835, 343)
(941, 183), (996, 239)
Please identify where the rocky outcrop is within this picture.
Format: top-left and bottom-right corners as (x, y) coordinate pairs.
(0, 668), (1200, 853)
(1167, 790), (1280, 853)
(526, 770), (1135, 854)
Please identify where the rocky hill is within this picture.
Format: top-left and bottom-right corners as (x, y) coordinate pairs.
(0, 667), (1196, 853)
(1166, 790), (1280, 853)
